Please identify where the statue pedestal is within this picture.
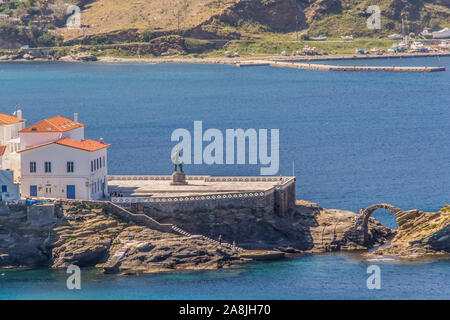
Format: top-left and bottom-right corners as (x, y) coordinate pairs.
(171, 172), (187, 185)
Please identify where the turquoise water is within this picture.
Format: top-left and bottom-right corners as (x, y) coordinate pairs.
(0, 57), (449, 299)
(1, 253), (449, 300)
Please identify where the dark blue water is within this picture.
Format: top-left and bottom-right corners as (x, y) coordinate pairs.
(0, 58), (449, 299)
(311, 55), (446, 67)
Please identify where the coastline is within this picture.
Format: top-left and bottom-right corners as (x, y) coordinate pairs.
(1, 52), (449, 65)
(1, 200), (448, 275)
(97, 52), (450, 64)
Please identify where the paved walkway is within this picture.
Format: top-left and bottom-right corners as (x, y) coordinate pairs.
(108, 176), (291, 197)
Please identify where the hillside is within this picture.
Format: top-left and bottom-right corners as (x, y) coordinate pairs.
(56, 0), (450, 40)
(0, 0), (449, 50)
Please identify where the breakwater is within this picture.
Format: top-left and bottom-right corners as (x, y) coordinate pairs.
(236, 60), (446, 72)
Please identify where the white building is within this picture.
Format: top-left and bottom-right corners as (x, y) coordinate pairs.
(0, 110), (26, 180)
(0, 170), (20, 202)
(18, 114), (110, 200)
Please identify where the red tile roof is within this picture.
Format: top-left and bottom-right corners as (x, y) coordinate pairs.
(0, 145), (6, 156)
(18, 138), (109, 153)
(0, 113), (25, 125)
(20, 115), (84, 133)
(56, 138), (110, 152)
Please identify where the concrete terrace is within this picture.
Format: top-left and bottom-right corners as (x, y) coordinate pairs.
(108, 175), (295, 198)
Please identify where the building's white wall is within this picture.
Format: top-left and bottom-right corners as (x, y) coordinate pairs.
(1, 152), (21, 181)
(0, 125), (6, 145)
(0, 124), (13, 145)
(62, 127), (84, 141)
(0, 121), (25, 180)
(21, 176), (91, 200)
(20, 127), (84, 149)
(0, 170), (20, 202)
(1, 122), (25, 146)
(20, 144), (108, 200)
(89, 148), (108, 200)
(20, 132), (63, 149)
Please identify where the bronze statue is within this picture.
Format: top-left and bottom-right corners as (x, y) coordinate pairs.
(171, 147), (183, 173)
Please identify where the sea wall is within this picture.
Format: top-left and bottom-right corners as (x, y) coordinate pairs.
(110, 176), (296, 215)
(123, 191), (275, 215)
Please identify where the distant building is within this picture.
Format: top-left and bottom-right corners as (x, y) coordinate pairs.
(0, 110), (26, 180)
(0, 170), (20, 202)
(18, 114), (110, 200)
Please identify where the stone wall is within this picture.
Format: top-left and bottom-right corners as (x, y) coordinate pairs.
(0, 203), (27, 216)
(27, 204), (56, 226)
(54, 199), (173, 233)
(274, 179), (296, 215)
(110, 176), (296, 215)
(122, 191), (274, 215)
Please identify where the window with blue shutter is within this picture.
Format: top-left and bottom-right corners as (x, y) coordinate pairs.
(45, 162), (52, 173)
(30, 162), (36, 173)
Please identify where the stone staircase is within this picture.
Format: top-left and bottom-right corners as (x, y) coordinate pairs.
(171, 225), (246, 253)
(55, 199), (247, 254)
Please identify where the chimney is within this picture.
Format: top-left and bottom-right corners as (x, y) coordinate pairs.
(17, 109), (22, 121)
(74, 113), (78, 123)
(99, 138), (104, 144)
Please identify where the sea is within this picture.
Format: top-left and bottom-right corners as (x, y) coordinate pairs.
(0, 56), (449, 299)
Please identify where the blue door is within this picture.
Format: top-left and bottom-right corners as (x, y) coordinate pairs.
(67, 185), (76, 199)
(30, 185), (37, 197)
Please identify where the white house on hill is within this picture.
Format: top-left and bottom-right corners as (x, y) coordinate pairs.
(0, 110), (26, 180)
(18, 114), (110, 200)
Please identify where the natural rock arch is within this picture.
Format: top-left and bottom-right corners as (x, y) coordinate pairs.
(352, 204), (405, 246)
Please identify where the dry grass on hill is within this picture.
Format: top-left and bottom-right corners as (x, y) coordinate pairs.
(57, 0), (239, 40)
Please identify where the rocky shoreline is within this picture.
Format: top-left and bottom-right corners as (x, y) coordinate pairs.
(0, 201), (448, 275)
(368, 205), (450, 259)
(0, 51), (449, 65)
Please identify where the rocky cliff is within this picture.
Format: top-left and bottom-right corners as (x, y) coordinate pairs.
(0, 201), (448, 275)
(0, 203), (240, 275)
(370, 205), (450, 258)
(143, 200), (393, 252)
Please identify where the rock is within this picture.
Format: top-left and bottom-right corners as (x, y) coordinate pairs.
(105, 227), (240, 274)
(74, 53), (98, 62)
(52, 238), (110, 268)
(142, 202), (393, 252)
(8, 54), (20, 60)
(240, 250), (285, 261)
(2, 201), (446, 274)
(0, 203), (242, 273)
(160, 50), (178, 57)
(370, 205), (450, 257)
(59, 55), (76, 62)
(188, 0), (307, 38)
(22, 53), (35, 60)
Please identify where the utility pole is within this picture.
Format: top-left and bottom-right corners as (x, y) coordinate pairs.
(292, 160), (295, 177)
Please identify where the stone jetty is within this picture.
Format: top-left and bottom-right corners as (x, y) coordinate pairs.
(236, 60), (446, 72)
